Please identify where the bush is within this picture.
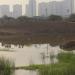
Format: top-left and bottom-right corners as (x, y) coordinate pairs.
(48, 15), (63, 21)
(67, 14), (75, 22)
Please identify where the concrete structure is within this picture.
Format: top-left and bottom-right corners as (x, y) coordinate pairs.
(12, 4), (22, 18)
(0, 5), (11, 17)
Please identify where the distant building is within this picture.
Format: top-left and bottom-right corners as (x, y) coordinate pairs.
(61, 0), (72, 17)
(26, 0), (36, 17)
(0, 5), (11, 17)
(38, 3), (47, 17)
(70, 0), (74, 13)
(38, 0), (74, 17)
(12, 5), (22, 18)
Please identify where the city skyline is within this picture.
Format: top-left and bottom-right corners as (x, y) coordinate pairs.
(0, 0), (65, 13)
(0, 0), (74, 18)
(38, 0), (74, 17)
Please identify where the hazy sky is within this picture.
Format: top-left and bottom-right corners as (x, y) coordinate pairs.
(0, 0), (63, 5)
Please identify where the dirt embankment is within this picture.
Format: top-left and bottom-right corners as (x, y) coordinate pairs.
(0, 21), (75, 36)
(0, 21), (75, 46)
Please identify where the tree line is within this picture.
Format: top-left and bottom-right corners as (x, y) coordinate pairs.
(0, 14), (75, 26)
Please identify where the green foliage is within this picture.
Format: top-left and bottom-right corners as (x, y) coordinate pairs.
(38, 52), (75, 75)
(67, 14), (75, 22)
(0, 57), (15, 75)
(39, 63), (75, 75)
(57, 52), (75, 63)
(48, 15), (63, 21)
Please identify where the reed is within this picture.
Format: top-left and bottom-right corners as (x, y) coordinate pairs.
(0, 57), (15, 75)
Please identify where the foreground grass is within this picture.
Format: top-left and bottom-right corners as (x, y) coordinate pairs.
(0, 57), (15, 75)
(38, 63), (75, 75)
(15, 64), (46, 70)
(38, 52), (75, 75)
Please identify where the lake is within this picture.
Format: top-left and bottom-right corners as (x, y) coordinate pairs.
(0, 43), (61, 75)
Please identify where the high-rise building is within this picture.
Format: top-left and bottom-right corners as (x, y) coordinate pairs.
(38, 0), (74, 17)
(38, 2), (47, 17)
(12, 4), (22, 18)
(26, 0), (36, 17)
(0, 5), (11, 17)
(70, 0), (74, 14)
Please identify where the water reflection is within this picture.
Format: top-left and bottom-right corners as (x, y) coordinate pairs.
(15, 70), (37, 75)
(0, 43), (61, 75)
(1, 43), (24, 49)
(0, 43), (61, 66)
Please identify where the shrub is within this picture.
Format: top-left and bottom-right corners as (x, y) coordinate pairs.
(48, 15), (63, 21)
(67, 14), (75, 22)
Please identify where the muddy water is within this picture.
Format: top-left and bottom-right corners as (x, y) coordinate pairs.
(0, 43), (61, 75)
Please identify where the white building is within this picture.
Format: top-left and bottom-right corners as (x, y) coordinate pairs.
(0, 5), (11, 17)
(38, 0), (74, 17)
(12, 5), (22, 18)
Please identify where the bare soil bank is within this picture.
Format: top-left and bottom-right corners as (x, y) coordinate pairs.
(0, 21), (75, 34)
(0, 21), (75, 46)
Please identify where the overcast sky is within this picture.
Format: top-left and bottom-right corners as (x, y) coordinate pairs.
(0, 0), (63, 5)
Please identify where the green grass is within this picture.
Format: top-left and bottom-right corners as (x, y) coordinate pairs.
(38, 63), (75, 75)
(0, 49), (15, 52)
(0, 57), (15, 75)
(15, 64), (44, 70)
(57, 52), (75, 63)
(38, 52), (75, 75)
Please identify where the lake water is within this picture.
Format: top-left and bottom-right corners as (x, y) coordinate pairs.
(0, 43), (61, 75)
(15, 70), (37, 75)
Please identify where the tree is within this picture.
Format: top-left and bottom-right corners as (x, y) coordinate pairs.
(67, 14), (75, 22)
(48, 15), (63, 21)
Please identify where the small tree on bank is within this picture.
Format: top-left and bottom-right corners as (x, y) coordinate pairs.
(48, 15), (63, 21)
(67, 14), (75, 22)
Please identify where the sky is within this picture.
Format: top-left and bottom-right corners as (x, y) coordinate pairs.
(0, 0), (63, 5)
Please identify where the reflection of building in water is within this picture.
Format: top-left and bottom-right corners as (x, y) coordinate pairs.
(1, 43), (11, 48)
(38, 0), (74, 17)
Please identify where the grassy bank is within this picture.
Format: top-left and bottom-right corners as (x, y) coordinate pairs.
(38, 52), (75, 75)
